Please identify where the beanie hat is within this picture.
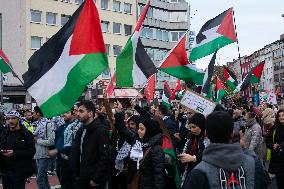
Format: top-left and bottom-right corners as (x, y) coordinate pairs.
(127, 115), (141, 126)
(141, 118), (162, 141)
(6, 111), (21, 119)
(188, 113), (205, 131)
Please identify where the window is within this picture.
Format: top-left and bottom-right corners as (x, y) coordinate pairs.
(141, 27), (153, 39)
(46, 12), (57, 25)
(105, 44), (110, 56)
(124, 24), (132, 36)
(101, 0), (109, 9)
(113, 0), (121, 12)
(156, 30), (163, 41)
(162, 31), (169, 41)
(146, 7), (153, 18)
(30, 10), (42, 23)
(113, 45), (121, 56)
(124, 3), (132, 14)
(171, 32), (179, 42)
(113, 22), (121, 34)
(61, 14), (71, 26)
(101, 21), (109, 33)
(75, 0), (84, 4)
(31, 36), (42, 49)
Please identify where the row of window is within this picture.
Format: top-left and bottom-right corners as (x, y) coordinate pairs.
(101, 0), (132, 13)
(31, 36), (122, 56)
(273, 48), (284, 59)
(137, 4), (187, 23)
(274, 61), (284, 71)
(31, 9), (71, 26)
(101, 21), (132, 36)
(141, 27), (185, 42)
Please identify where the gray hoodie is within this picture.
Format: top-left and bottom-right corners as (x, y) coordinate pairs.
(195, 143), (255, 189)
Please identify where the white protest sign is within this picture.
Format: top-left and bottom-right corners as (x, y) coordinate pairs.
(180, 90), (216, 116)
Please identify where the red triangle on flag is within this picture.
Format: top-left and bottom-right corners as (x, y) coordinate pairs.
(159, 34), (189, 68)
(217, 8), (237, 42)
(216, 77), (226, 91)
(106, 73), (116, 97)
(70, 0), (106, 55)
(144, 74), (155, 103)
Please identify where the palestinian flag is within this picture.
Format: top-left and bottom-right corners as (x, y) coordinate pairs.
(170, 79), (181, 101)
(116, 0), (157, 87)
(22, 0), (108, 118)
(159, 34), (205, 85)
(189, 8), (237, 62)
(162, 81), (172, 109)
(238, 61), (265, 91)
(215, 77), (227, 103)
(0, 49), (12, 73)
(201, 51), (217, 96)
(162, 135), (181, 189)
(223, 66), (238, 91)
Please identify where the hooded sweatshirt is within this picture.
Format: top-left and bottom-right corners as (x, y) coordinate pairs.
(182, 143), (256, 189)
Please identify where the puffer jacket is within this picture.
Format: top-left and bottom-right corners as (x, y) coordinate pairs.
(244, 120), (263, 161)
(114, 113), (165, 189)
(139, 134), (165, 189)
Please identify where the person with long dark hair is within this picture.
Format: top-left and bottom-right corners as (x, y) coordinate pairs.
(267, 109), (284, 188)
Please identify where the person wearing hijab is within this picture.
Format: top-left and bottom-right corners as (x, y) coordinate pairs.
(114, 111), (165, 189)
(178, 113), (206, 187)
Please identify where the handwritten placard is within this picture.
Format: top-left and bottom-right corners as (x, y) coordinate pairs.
(180, 90), (216, 116)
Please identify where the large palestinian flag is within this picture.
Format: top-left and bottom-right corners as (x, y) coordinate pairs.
(22, 0), (108, 118)
(116, 0), (157, 87)
(189, 8), (237, 62)
(159, 34), (205, 85)
(0, 49), (12, 74)
(223, 65), (238, 92)
(238, 61), (265, 91)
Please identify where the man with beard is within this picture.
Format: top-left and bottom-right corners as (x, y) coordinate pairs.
(71, 101), (111, 189)
(0, 111), (35, 189)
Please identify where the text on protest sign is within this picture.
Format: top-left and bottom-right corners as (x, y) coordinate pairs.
(180, 90), (216, 116)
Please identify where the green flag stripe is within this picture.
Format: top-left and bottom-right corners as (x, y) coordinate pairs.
(160, 66), (204, 85)
(216, 89), (226, 103)
(227, 80), (236, 91)
(190, 36), (234, 62)
(0, 58), (12, 73)
(250, 74), (260, 84)
(116, 37), (134, 87)
(40, 53), (108, 118)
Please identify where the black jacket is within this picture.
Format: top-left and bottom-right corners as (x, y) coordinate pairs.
(0, 125), (35, 179)
(70, 118), (111, 184)
(114, 113), (165, 189)
(266, 126), (284, 174)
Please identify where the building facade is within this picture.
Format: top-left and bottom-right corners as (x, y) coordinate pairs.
(0, 0), (137, 103)
(138, 0), (189, 88)
(272, 40), (284, 95)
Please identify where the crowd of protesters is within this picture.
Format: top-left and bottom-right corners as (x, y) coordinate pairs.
(0, 96), (284, 189)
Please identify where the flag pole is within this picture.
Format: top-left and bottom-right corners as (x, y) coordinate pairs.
(232, 8), (242, 80)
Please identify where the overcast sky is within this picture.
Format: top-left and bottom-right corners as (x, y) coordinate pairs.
(186, 0), (284, 69)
